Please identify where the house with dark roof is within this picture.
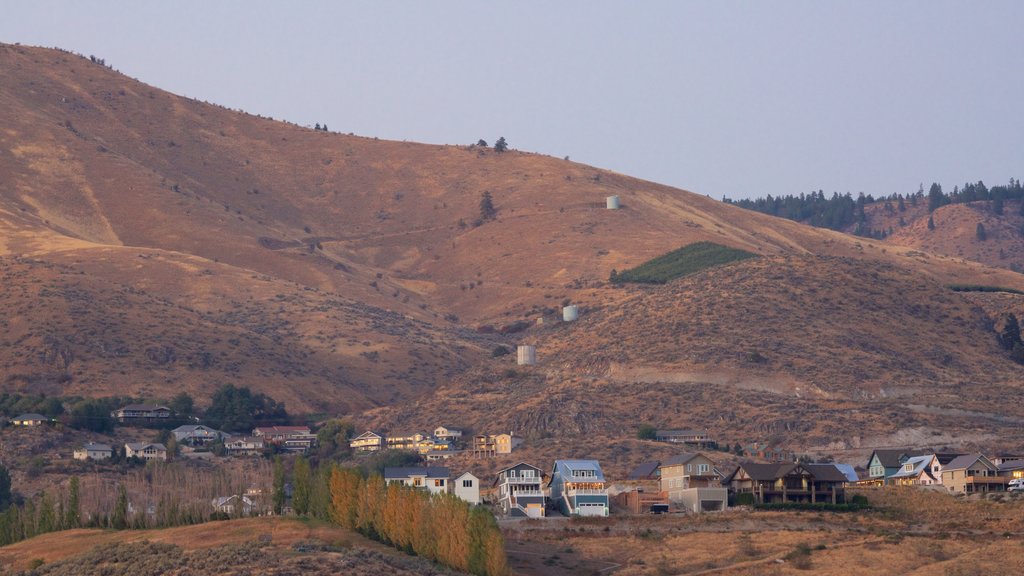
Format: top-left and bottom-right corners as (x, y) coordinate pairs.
(940, 454), (1007, 495)
(626, 461), (661, 481)
(253, 426), (316, 452)
(550, 460), (609, 517)
(494, 463), (546, 518)
(723, 462), (847, 504)
(865, 448), (931, 482)
(10, 413), (48, 426)
(73, 442), (113, 461)
(125, 442), (167, 461)
(997, 459), (1024, 481)
(349, 430), (385, 453)
(384, 467), (450, 496)
(111, 404), (172, 423)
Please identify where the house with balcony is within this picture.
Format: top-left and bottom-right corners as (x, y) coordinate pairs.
(253, 426), (316, 452)
(111, 404), (172, 424)
(125, 442), (168, 461)
(550, 460), (609, 517)
(350, 430), (385, 453)
(73, 442), (113, 461)
(173, 424), (229, 446)
(433, 426), (464, 442)
(941, 454), (1007, 494)
(472, 433), (522, 457)
(386, 431), (433, 452)
(997, 459), (1024, 480)
(495, 463), (546, 518)
(383, 467), (450, 496)
(723, 462), (847, 504)
(659, 453), (727, 512)
(655, 429), (710, 446)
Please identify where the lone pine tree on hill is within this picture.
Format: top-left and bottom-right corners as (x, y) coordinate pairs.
(494, 136), (508, 153)
(479, 191), (496, 221)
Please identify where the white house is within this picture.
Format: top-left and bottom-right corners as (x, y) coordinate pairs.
(433, 426), (464, 441)
(212, 495), (255, 515)
(125, 442), (168, 461)
(383, 467), (450, 496)
(73, 442), (113, 461)
(452, 471), (481, 504)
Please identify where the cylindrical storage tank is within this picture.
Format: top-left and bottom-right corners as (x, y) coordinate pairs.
(517, 345), (537, 366)
(606, 195), (620, 209)
(562, 305), (579, 322)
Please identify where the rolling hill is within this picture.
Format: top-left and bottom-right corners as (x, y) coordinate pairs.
(2, 42), (1024, 451)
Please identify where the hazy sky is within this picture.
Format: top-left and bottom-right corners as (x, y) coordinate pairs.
(3, 1), (1022, 200)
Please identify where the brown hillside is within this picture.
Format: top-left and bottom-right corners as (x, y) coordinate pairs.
(4, 42), (1024, 425)
(367, 256), (1024, 466)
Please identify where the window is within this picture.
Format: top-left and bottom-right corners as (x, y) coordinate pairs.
(434, 479), (445, 487)
(521, 469), (534, 478)
(904, 463), (914, 472)
(686, 464), (692, 472)
(698, 464), (709, 473)
(413, 478), (423, 486)
(463, 479), (473, 488)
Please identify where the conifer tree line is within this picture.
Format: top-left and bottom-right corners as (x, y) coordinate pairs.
(724, 178), (1023, 238)
(327, 466), (509, 576)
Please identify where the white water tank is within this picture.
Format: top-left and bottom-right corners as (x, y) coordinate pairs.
(517, 345), (536, 366)
(562, 305), (579, 322)
(606, 195), (620, 209)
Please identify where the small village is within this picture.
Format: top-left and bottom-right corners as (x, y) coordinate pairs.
(8, 406), (1024, 524)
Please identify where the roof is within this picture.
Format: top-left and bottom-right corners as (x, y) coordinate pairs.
(173, 424), (221, 434)
(942, 454), (992, 472)
(383, 467), (450, 480)
(354, 430), (383, 438)
(387, 431), (427, 439)
(553, 460), (606, 483)
(80, 442), (113, 451)
(656, 429), (704, 436)
(934, 453), (966, 466)
(12, 413), (47, 421)
(495, 462), (543, 475)
(831, 463), (860, 483)
(125, 442), (167, 452)
(119, 404), (170, 412)
(435, 425), (463, 431)
(627, 461), (661, 480)
(887, 456), (936, 480)
(723, 462), (801, 483)
(661, 453), (708, 468)
(804, 463), (852, 483)
(998, 459), (1024, 472)
(454, 471), (478, 481)
(255, 426), (310, 433)
(869, 448), (929, 468)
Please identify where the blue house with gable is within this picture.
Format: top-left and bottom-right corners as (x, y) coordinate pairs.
(549, 460), (609, 517)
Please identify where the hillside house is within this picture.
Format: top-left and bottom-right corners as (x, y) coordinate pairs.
(10, 413), (48, 426)
(473, 433), (522, 457)
(550, 460), (609, 517)
(723, 462), (846, 504)
(350, 430), (385, 452)
(865, 448), (929, 483)
(224, 436), (264, 455)
(253, 426), (316, 452)
(111, 404), (171, 423)
(626, 461), (662, 482)
(452, 472), (481, 504)
(173, 425), (228, 446)
(384, 467), (450, 496)
(494, 463), (546, 518)
(125, 442), (168, 461)
(659, 453), (727, 512)
(433, 426), (463, 441)
(212, 495), (255, 515)
(386, 432), (432, 452)
(73, 442), (113, 461)
(742, 442), (794, 462)
(886, 455), (940, 486)
(655, 429), (710, 446)
(997, 459), (1024, 480)
(941, 454), (1007, 494)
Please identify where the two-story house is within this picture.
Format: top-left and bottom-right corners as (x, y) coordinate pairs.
(211, 495), (255, 515)
(941, 454), (1007, 494)
(386, 432), (432, 452)
(473, 433), (522, 457)
(549, 460), (609, 517)
(724, 462), (847, 504)
(494, 463), (546, 518)
(886, 455), (940, 486)
(659, 453), (727, 512)
(383, 467), (451, 496)
(452, 472), (481, 504)
(864, 448), (930, 483)
(350, 430), (385, 453)
(433, 426), (464, 442)
(253, 426), (316, 452)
